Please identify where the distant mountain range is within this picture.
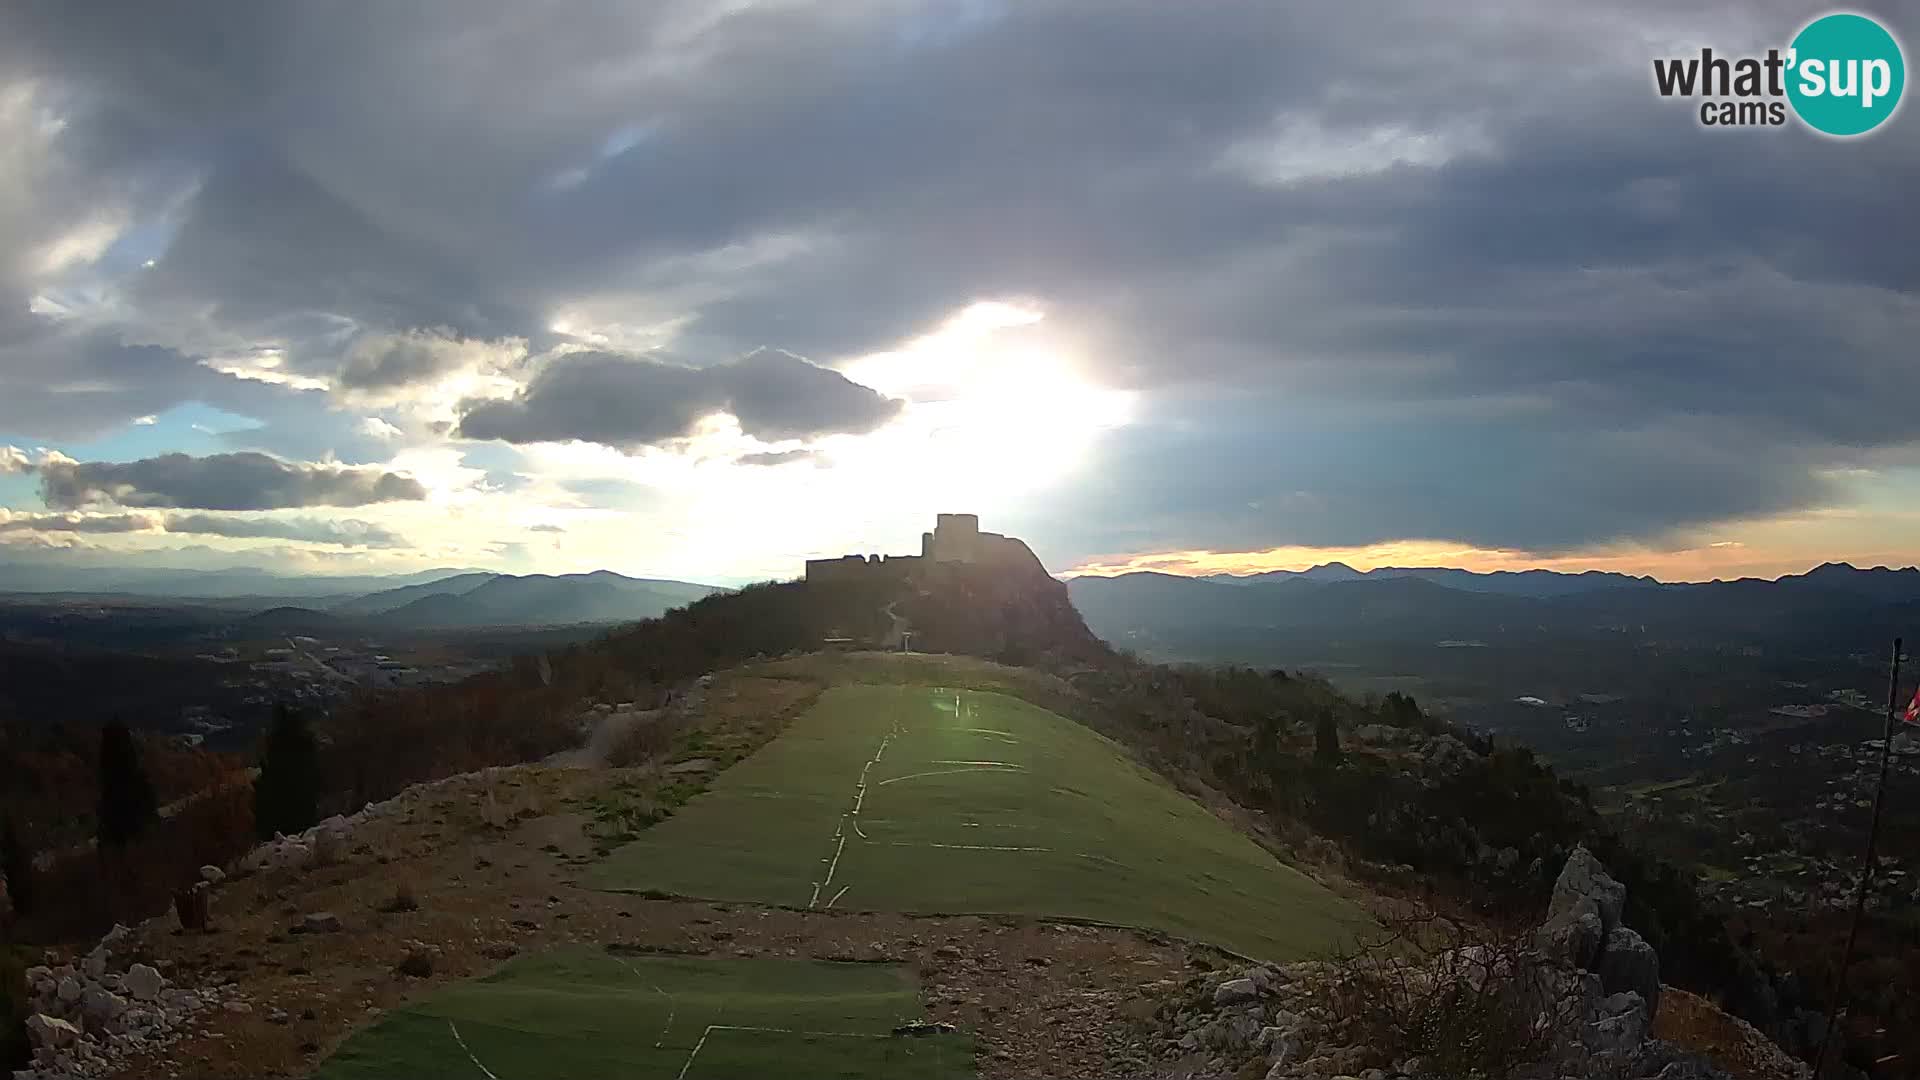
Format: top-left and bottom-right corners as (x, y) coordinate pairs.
(0, 562), (491, 600)
(1068, 561), (1920, 657)
(0, 562), (722, 630)
(1202, 561), (1660, 597)
(325, 570), (720, 629)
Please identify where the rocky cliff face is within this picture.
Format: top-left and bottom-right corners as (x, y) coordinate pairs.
(901, 546), (1110, 666)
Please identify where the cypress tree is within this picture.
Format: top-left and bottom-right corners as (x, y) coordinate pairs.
(1314, 708), (1343, 766)
(97, 721), (159, 850)
(254, 704), (321, 840)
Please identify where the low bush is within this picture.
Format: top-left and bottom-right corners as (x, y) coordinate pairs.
(1317, 909), (1586, 1078)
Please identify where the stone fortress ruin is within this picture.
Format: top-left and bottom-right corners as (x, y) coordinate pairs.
(804, 514), (1045, 583)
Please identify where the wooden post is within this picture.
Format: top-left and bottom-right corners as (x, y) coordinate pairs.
(1814, 637), (1901, 1077)
(174, 880), (211, 932)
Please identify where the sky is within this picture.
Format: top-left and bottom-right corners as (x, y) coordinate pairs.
(0, 1), (1916, 586)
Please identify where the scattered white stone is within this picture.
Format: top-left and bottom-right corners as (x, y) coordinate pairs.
(301, 911), (344, 934)
(123, 964), (165, 1002)
(80, 988), (126, 1025)
(25, 1014), (80, 1049)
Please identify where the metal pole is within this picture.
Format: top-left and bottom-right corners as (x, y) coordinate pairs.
(1813, 636), (1901, 1077)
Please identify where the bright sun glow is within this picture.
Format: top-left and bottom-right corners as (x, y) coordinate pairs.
(833, 300), (1134, 500)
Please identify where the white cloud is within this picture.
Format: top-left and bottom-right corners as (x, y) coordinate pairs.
(200, 350), (331, 392)
(1218, 114), (1490, 187)
(32, 213), (126, 275)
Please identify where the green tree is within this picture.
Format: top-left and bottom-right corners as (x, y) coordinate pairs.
(96, 721), (158, 850)
(1382, 691), (1425, 728)
(1314, 708), (1343, 766)
(254, 704), (321, 840)
(0, 817), (32, 918)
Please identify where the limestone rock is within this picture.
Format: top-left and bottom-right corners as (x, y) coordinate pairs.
(80, 988), (127, 1025)
(25, 1014), (80, 1049)
(1536, 906), (1605, 969)
(1549, 846), (1626, 936)
(123, 964), (165, 1002)
(1353, 724), (1405, 745)
(1596, 926), (1660, 1019)
(1213, 977), (1260, 1006)
(310, 816), (353, 865)
(299, 911), (344, 934)
(1585, 991), (1650, 1052)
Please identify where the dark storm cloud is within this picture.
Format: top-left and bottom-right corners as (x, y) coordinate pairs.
(37, 451), (427, 510)
(457, 349), (901, 449)
(3, 0), (1917, 557)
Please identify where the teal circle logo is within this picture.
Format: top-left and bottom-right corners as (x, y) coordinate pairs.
(1787, 12), (1905, 136)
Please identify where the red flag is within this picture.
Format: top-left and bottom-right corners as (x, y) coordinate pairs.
(1905, 684), (1920, 726)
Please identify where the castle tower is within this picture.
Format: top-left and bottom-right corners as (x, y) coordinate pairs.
(930, 513), (981, 562)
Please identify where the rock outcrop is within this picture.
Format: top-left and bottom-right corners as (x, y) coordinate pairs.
(14, 921), (249, 1080)
(1540, 844), (1661, 1017)
(1150, 849), (1801, 1080)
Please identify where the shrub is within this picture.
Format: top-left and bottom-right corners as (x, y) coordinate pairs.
(1, 946), (27, 1071)
(0, 818), (32, 919)
(380, 880), (420, 914)
(1317, 909), (1585, 1078)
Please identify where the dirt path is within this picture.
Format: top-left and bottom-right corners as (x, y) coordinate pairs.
(543, 707), (653, 769)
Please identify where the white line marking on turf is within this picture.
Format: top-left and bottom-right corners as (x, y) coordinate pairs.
(930, 759), (1020, 767)
(809, 722), (904, 907)
(709, 1024), (887, 1037)
(611, 956), (678, 1047)
(678, 1024), (886, 1077)
(887, 841), (1054, 853)
(675, 1027), (713, 1080)
(876, 765), (1023, 787)
(448, 1020), (501, 1080)
(653, 984), (676, 1047)
(822, 833), (848, 893)
(828, 883), (852, 908)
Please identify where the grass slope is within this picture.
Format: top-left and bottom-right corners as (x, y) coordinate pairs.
(591, 684), (1366, 960)
(315, 949), (970, 1080)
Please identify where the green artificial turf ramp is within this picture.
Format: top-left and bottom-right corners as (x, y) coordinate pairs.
(590, 685), (1366, 960)
(314, 949), (970, 1080)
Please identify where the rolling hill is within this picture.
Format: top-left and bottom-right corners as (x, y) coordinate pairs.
(327, 572), (502, 615)
(374, 570), (721, 629)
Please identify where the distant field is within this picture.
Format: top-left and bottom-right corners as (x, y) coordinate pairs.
(315, 949), (970, 1080)
(590, 684), (1366, 960)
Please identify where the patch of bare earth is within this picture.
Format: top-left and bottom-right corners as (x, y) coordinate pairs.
(93, 669), (1206, 1080)
(1655, 987), (1810, 1080)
